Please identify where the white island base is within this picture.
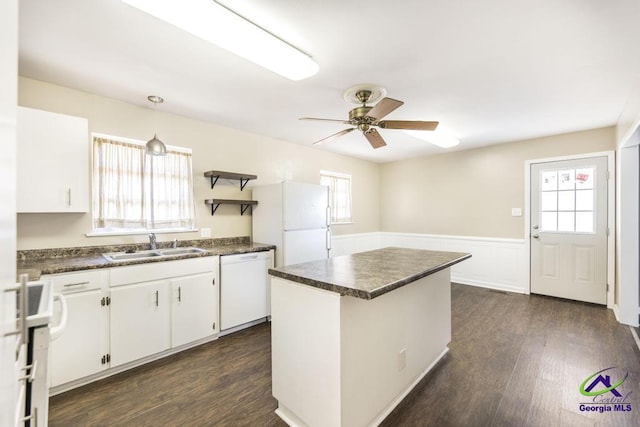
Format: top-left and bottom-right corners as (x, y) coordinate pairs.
(271, 269), (451, 427)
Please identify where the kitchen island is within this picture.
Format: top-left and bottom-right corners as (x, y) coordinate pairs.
(268, 247), (471, 427)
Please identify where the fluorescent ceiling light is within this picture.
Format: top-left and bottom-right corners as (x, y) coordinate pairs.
(122, 0), (319, 80)
(404, 127), (460, 148)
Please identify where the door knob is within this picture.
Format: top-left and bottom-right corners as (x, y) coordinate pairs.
(533, 225), (539, 230)
(532, 234), (539, 239)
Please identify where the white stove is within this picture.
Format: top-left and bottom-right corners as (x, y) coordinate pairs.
(16, 276), (66, 427)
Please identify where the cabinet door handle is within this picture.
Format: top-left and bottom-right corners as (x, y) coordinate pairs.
(239, 255), (258, 260)
(63, 281), (90, 288)
(67, 188), (72, 207)
(155, 290), (159, 307)
(177, 286), (182, 302)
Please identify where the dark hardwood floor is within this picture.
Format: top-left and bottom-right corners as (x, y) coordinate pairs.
(49, 284), (640, 426)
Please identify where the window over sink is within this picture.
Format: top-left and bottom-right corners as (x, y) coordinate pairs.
(91, 134), (196, 234)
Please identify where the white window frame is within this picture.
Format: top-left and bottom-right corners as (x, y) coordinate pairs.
(88, 133), (197, 236)
(320, 170), (353, 224)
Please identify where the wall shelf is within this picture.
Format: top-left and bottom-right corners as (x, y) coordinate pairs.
(203, 170), (257, 191)
(204, 199), (258, 216)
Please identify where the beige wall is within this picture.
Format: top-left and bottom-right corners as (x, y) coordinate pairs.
(16, 77), (619, 250)
(17, 77), (380, 249)
(380, 127), (616, 239)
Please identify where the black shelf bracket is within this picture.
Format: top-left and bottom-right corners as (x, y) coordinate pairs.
(239, 178), (250, 191)
(205, 199), (257, 216)
(209, 175), (220, 189)
(240, 203), (252, 215)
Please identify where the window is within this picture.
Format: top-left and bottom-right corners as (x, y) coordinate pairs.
(91, 135), (196, 233)
(320, 170), (352, 224)
(539, 167), (595, 233)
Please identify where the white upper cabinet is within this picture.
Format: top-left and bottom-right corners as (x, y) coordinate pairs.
(17, 107), (90, 212)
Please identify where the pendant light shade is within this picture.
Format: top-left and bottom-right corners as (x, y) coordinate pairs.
(146, 96), (167, 156)
(146, 134), (167, 155)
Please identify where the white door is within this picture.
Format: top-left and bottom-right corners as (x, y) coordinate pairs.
(530, 156), (608, 304)
(170, 272), (217, 347)
(283, 229), (329, 265)
(109, 281), (171, 367)
(50, 289), (108, 387)
(283, 181), (328, 230)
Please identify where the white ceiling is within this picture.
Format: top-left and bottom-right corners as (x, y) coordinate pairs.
(18, 0), (640, 163)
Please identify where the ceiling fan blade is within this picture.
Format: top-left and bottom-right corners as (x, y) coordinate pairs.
(378, 120), (439, 131)
(313, 128), (355, 145)
(365, 97), (404, 120)
(300, 117), (351, 124)
(363, 128), (387, 149)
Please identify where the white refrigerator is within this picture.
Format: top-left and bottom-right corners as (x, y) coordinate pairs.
(252, 181), (330, 267)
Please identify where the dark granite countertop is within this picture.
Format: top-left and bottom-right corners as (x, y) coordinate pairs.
(269, 247), (471, 300)
(17, 236), (275, 280)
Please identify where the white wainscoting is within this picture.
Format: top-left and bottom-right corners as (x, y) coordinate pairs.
(331, 232), (527, 294)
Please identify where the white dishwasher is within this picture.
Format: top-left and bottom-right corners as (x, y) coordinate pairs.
(220, 250), (273, 331)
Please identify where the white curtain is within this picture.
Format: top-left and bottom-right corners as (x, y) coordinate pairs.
(92, 136), (195, 231)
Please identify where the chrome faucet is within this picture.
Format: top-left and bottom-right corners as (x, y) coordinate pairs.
(148, 233), (157, 250)
(172, 238), (178, 249)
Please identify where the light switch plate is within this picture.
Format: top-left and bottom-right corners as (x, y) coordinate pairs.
(511, 208), (522, 217)
(200, 227), (211, 238)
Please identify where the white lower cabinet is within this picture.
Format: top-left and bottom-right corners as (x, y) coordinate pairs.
(49, 256), (220, 390)
(108, 256), (219, 367)
(171, 272), (218, 347)
(48, 270), (109, 388)
(109, 280), (171, 368)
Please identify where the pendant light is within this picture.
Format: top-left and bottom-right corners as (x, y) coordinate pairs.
(146, 95), (167, 156)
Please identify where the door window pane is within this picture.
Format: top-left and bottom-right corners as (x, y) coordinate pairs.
(558, 170), (575, 190)
(541, 212), (557, 231)
(541, 171), (558, 191)
(558, 212), (575, 232)
(575, 190), (593, 211)
(575, 212), (594, 233)
(558, 191), (575, 211)
(541, 192), (557, 211)
(575, 168), (594, 189)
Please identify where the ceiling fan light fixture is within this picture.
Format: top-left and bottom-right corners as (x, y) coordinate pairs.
(404, 128), (460, 148)
(122, 0), (318, 81)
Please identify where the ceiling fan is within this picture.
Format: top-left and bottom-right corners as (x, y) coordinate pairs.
(300, 84), (439, 149)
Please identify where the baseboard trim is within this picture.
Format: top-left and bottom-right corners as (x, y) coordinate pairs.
(452, 278), (527, 295)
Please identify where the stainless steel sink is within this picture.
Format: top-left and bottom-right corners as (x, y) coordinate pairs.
(103, 251), (163, 262)
(103, 247), (207, 262)
(157, 247), (207, 256)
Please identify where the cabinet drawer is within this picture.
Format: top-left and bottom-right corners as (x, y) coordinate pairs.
(48, 270), (105, 294)
(110, 256), (219, 287)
